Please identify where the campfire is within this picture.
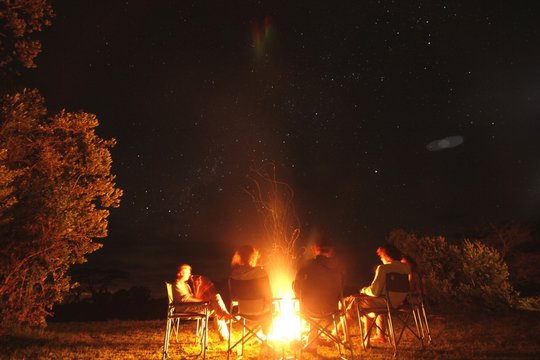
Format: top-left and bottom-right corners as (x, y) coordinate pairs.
(266, 269), (302, 344)
(269, 293), (301, 344)
(245, 162), (304, 345)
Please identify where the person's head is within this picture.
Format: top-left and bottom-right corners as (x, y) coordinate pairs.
(231, 245), (260, 268)
(401, 255), (418, 272)
(313, 236), (335, 258)
(177, 264), (192, 281)
(376, 244), (402, 264)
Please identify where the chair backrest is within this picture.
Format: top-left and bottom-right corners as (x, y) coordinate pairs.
(229, 275), (272, 315)
(165, 282), (174, 304)
(296, 260), (343, 316)
(385, 272), (410, 308)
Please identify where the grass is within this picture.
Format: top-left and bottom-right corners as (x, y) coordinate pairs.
(1, 310), (540, 359)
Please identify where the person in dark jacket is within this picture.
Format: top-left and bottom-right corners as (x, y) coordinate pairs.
(229, 245), (273, 334)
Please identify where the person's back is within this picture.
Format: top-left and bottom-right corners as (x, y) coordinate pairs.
(357, 244), (410, 345)
(294, 239), (344, 316)
(230, 264), (272, 315)
(295, 255), (343, 315)
(229, 245), (273, 335)
(368, 261), (410, 307)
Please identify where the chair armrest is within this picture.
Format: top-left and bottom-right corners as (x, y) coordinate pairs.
(170, 300), (210, 307)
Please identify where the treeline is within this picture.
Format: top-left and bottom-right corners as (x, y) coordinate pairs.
(50, 287), (166, 322)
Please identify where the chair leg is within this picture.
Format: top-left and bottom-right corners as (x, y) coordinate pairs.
(355, 302), (368, 351)
(174, 318), (180, 342)
(195, 318), (201, 343)
(342, 314), (354, 360)
(420, 304), (432, 344)
(202, 313), (209, 359)
(412, 307), (423, 340)
(385, 313), (398, 358)
(331, 316), (343, 357)
(227, 316), (233, 360)
(335, 313), (354, 360)
(163, 318), (172, 360)
(241, 319), (246, 356)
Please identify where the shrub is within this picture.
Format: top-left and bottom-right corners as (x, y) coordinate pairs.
(389, 229), (518, 311)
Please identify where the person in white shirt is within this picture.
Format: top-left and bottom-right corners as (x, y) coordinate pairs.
(358, 244), (410, 346)
(174, 264), (230, 341)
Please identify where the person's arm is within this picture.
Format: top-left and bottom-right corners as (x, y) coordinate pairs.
(175, 281), (202, 302)
(192, 275), (217, 300)
(360, 265), (383, 297)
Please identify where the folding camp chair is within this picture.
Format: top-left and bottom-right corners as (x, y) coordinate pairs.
(299, 296), (354, 360)
(355, 272), (423, 357)
(407, 273), (432, 344)
(162, 282), (210, 359)
(227, 277), (275, 359)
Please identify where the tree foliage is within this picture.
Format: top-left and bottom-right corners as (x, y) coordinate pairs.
(0, 148), (18, 225)
(0, 0), (54, 77)
(475, 222), (533, 259)
(0, 89), (122, 329)
(469, 222), (538, 294)
(388, 228), (518, 311)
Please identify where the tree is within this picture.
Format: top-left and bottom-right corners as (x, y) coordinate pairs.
(472, 222), (538, 293)
(388, 228), (517, 310)
(0, 88), (122, 329)
(0, 0), (54, 78)
(477, 222), (533, 259)
(0, 148), (18, 226)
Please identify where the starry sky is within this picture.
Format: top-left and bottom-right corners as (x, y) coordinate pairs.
(23, 0), (540, 294)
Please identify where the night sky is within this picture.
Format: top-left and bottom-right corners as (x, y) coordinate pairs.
(23, 1), (540, 294)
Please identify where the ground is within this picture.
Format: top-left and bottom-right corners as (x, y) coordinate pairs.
(1, 310), (539, 359)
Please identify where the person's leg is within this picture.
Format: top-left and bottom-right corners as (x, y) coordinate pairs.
(358, 296), (387, 346)
(336, 296), (357, 341)
(362, 313), (375, 347)
(372, 314), (386, 341)
(206, 293), (230, 340)
(211, 293), (230, 319)
(214, 315), (230, 341)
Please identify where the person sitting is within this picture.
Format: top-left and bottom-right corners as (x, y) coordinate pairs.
(173, 263), (230, 341)
(293, 237), (347, 345)
(358, 244), (410, 346)
(293, 237), (345, 316)
(229, 245), (273, 335)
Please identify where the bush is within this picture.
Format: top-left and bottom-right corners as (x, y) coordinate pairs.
(389, 229), (518, 311)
